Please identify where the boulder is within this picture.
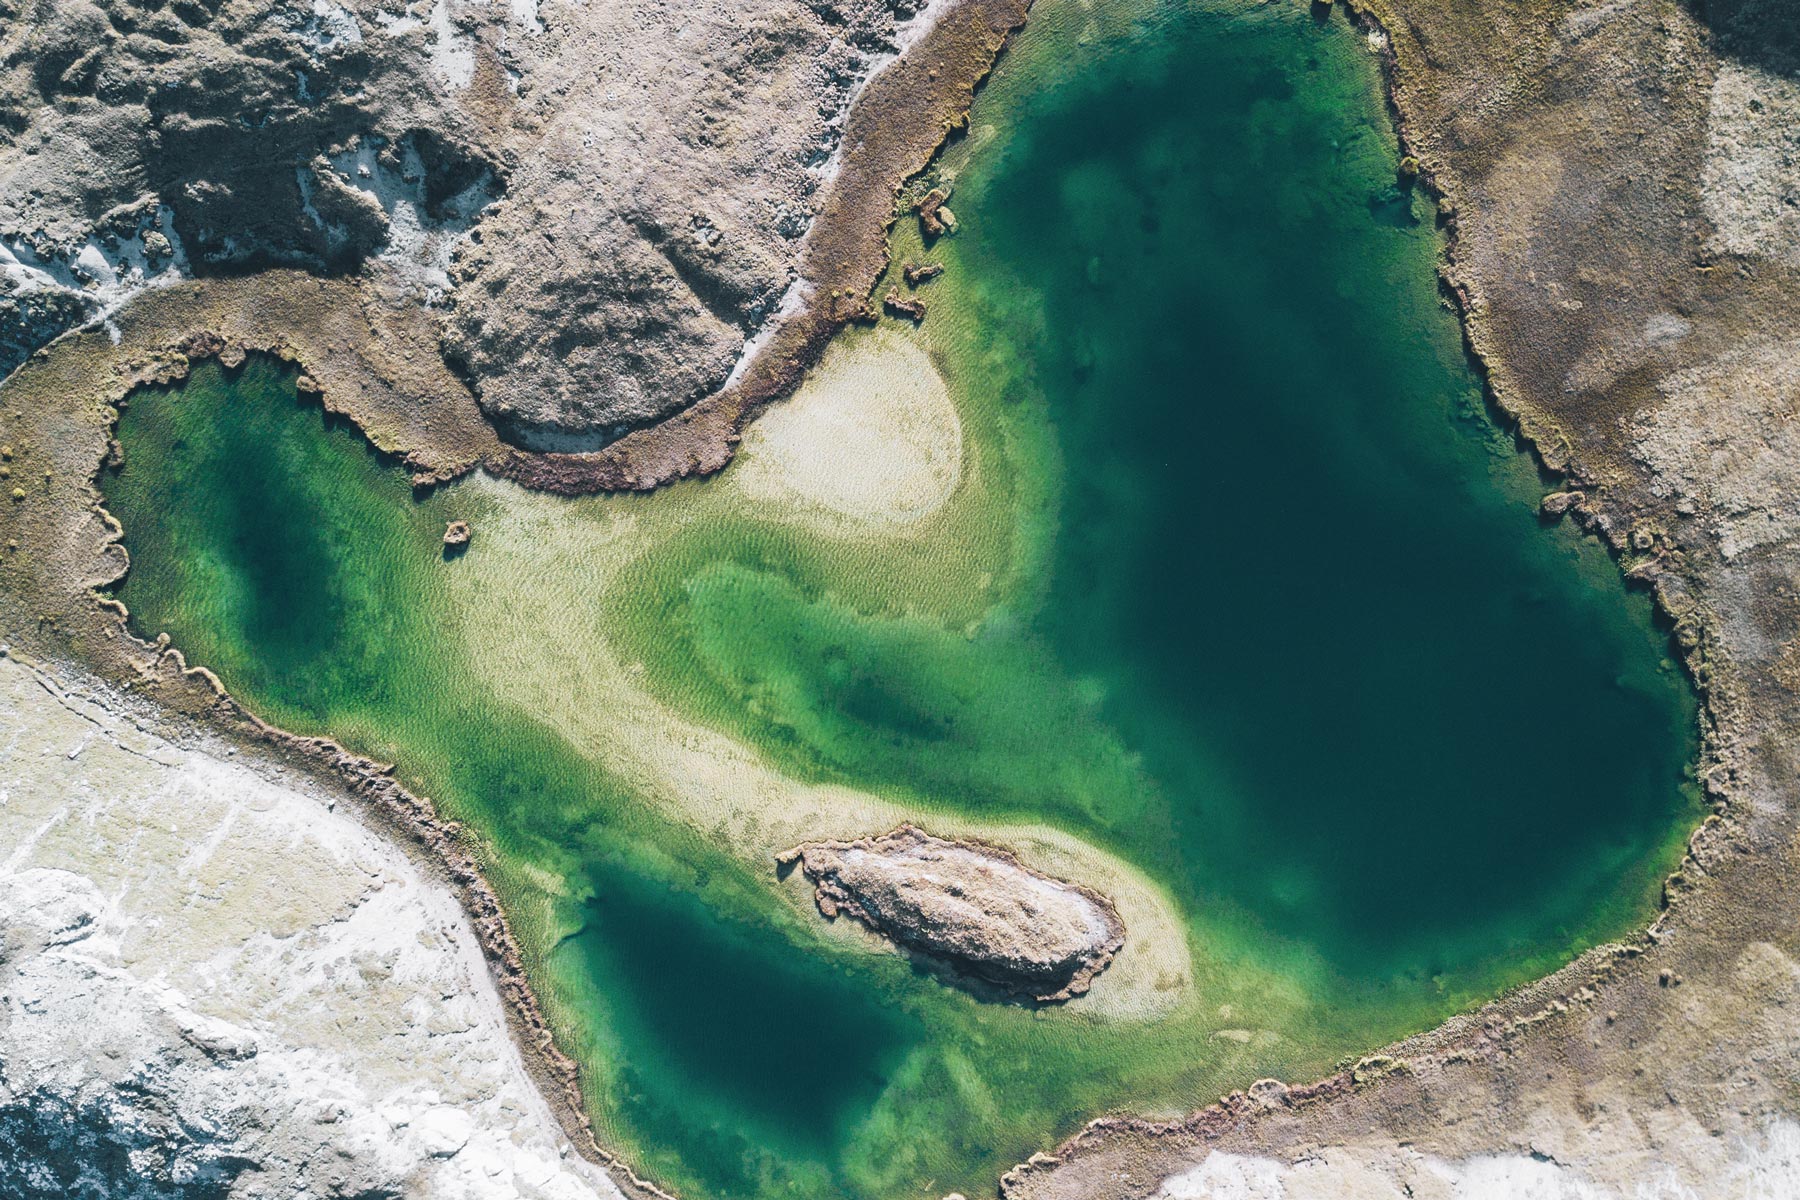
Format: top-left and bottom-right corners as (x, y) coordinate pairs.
(779, 824), (1126, 1003)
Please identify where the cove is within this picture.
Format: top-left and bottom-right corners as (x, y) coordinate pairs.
(99, 2), (1700, 1198)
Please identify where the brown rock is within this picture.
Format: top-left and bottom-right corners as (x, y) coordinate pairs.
(781, 824), (1126, 1003)
(1247, 1079), (1292, 1109)
(442, 521), (472, 548)
(179, 331), (227, 360)
(1541, 490), (1585, 517)
(918, 187), (956, 239)
(904, 261), (945, 286)
(883, 289), (928, 323)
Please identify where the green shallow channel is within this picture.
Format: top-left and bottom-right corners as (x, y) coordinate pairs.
(101, 2), (1700, 1197)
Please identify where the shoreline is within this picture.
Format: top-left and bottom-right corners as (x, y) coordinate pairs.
(0, 11), (1050, 1172)
(22, 307), (1175, 1198)
(49, 329), (1190, 1190)
(0, 318), (673, 1191)
(995, 0), (1779, 1194)
(483, 0), (1032, 494)
(85, 482), (676, 1199)
(0, 647), (629, 1200)
(1, 0), (1034, 509)
(0, 11), (1049, 1169)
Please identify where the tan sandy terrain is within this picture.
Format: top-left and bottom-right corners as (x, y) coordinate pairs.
(730, 324), (964, 532)
(0, 0), (996, 441)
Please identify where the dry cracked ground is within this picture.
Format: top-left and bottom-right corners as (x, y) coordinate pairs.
(4, 0), (1800, 1197)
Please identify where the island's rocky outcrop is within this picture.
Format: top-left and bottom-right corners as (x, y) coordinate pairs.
(902, 259), (944, 286)
(915, 185), (958, 238)
(882, 288), (927, 322)
(779, 824), (1126, 1003)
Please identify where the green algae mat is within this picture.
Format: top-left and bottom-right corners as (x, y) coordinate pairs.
(101, 1), (1700, 1196)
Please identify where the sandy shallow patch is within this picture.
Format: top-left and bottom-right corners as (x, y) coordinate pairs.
(447, 475), (1196, 1022)
(729, 325), (964, 533)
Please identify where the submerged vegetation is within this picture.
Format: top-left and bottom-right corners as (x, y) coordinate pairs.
(100, 2), (1699, 1197)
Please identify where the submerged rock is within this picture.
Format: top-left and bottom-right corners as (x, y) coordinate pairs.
(779, 825), (1126, 1003)
(883, 289), (928, 323)
(1541, 489), (1586, 517)
(917, 187), (957, 239)
(903, 260), (945, 286)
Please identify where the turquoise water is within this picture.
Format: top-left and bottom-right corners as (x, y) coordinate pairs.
(100, 3), (1700, 1197)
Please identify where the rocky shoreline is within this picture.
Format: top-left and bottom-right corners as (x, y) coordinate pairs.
(0, 321), (678, 1195)
(483, 0), (1031, 494)
(3, 0), (1034, 496)
(0, 649), (625, 1200)
(780, 824), (1126, 1004)
(90, 542), (678, 1200)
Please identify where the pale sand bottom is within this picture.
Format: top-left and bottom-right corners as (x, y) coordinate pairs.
(729, 324), (965, 533)
(449, 462), (1197, 1024)
(0, 653), (621, 1200)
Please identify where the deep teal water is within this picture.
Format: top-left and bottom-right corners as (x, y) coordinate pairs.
(968, 18), (1697, 973)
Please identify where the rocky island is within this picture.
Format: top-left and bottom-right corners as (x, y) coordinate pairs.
(779, 825), (1126, 1003)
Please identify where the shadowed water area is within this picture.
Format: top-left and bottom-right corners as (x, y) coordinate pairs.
(100, 2), (1699, 1197)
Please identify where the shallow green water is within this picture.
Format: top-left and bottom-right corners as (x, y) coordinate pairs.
(102, 3), (1699, 1197)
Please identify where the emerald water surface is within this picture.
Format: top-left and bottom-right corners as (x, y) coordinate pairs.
(102, 3), (1699, 1197)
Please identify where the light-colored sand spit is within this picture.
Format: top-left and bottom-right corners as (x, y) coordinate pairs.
(730, 326), (964, 533)
(0, 652), (623, 1200)
(449, 471), (1197, 1023)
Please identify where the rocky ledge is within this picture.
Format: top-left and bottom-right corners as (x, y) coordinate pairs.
(779, 825), (1126, 1003)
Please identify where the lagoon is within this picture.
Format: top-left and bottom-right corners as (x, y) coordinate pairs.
(101, 3), (1698, 1196)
